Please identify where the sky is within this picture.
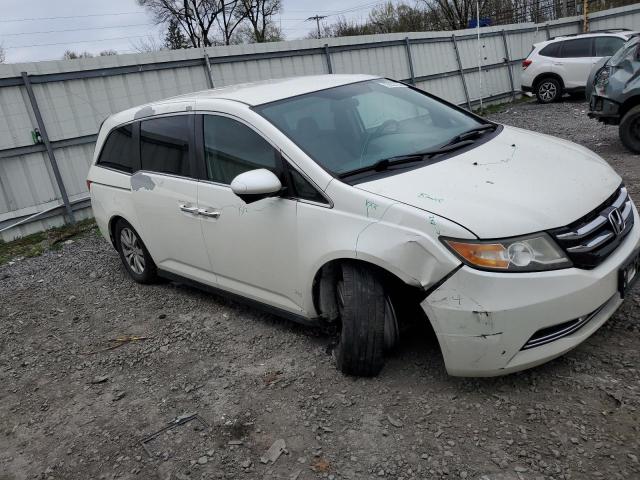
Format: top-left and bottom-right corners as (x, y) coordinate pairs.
(0, 0), (398, 64)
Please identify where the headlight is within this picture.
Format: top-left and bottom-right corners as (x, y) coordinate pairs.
(442, 233), (572, 272)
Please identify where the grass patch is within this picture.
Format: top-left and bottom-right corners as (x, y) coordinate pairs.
(0, 218), (97, 266)
(473, 95), (533, 116)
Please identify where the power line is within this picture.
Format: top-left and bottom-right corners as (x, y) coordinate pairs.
(0, 11), (148, 23)
(4, 34), (153, 50)
(1, 23), (153, 37)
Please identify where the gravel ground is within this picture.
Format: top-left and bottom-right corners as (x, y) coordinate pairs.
(2, 98), (640, 480)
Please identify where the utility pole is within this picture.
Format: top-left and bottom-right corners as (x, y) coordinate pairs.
(582, 0), (589, 32)
(306, 15), (326, 39)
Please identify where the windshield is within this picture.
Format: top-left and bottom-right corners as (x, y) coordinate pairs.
(609, 36), (640, 66)
(254, 79), (483, 176)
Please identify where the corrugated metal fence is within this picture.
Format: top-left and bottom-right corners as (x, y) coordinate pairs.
(1, 4), (638, 240)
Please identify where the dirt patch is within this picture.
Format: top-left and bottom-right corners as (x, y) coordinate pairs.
(1, 98), (640, 480)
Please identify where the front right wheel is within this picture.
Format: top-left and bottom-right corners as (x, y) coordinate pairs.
(334, 262), (398, 377)
(619, 105), (640, 154)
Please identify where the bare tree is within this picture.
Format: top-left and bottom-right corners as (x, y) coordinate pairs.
(0, 43), (5, 64)
(422, 0), (491, 29)
(99, 50), (118, 56)
(241, 0), (281, 43)
(138, 0), (224, 47)
(217, 0), (247, 45)
(62, 50), (95, 60)
(131, 36), (166, 53)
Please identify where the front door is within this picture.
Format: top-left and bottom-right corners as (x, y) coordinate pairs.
(131, 114), (213, 283)
(196, 114), (301, 312)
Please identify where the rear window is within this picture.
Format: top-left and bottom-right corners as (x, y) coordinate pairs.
(559, 38), (593, 58)
(539, 42), (560, 57)
(97, 124), (134, 173)
(140, 115), (192, 177)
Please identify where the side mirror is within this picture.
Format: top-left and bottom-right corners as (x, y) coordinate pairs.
(230, 169), (282, 204)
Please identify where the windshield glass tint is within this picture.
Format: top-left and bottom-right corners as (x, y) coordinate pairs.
(254, 79), (482, 175)
(609, 36), (639, 66)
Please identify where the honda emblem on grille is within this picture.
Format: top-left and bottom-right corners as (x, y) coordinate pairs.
(608, 208), (625, 236)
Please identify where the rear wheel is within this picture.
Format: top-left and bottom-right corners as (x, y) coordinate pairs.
(535, 77), (561, 104)
(619, 105), (640, 154)
(334, 262), (398, 377)
(114, 219), (158, 283)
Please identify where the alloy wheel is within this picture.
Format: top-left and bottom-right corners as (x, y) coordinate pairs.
(120, 227), (145, 274)
(539, 81), (557, 102)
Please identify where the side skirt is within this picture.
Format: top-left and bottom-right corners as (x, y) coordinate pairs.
(157, 268), (320, 327)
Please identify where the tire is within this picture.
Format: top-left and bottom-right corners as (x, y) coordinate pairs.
(535, 77), (561, 104)
(619, 105), (640, 154)
(334, 262), (391, 377)
(114, 219), (158, 283)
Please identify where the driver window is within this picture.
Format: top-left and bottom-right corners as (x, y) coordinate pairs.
(203, 115), (279, 185)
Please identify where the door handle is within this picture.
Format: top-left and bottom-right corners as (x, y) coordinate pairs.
(179, 204), (199, 214)
(198, 208), (220, 218)
(553, 62), (563, 66)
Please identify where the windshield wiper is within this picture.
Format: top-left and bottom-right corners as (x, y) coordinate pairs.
(338, 139), (475, 178)
(444, 123), (497, 146)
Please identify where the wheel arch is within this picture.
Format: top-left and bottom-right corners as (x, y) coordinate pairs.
(311, 257), (428, 323)
(533, 72), (565, 91)
(619, 95), (640, 120)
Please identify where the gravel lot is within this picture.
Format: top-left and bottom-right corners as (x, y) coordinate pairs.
(2, 98), (640, 480)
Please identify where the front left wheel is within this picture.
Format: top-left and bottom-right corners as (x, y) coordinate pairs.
(114, 219), (158, 283)
(334, 262), (398, 377)
(619, 105), (640, 154)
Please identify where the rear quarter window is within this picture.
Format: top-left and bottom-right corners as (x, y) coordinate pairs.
(539, 42), (560, 57)
(97, 124), (135, 173)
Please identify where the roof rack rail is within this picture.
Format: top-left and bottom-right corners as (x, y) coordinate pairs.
(551, 28), (632, 40)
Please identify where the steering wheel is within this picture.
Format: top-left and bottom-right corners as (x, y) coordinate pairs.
(359, 119), (399, 163)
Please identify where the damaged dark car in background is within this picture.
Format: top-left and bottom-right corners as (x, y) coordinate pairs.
(588, 34), (640, 153)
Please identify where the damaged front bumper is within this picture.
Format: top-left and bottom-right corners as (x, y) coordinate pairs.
(588, 95), (621, 124)
(421, 209), (640, 377)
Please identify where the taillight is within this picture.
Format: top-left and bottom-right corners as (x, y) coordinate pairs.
(522, 59), (532, 70)
(86, 180), (92, 191)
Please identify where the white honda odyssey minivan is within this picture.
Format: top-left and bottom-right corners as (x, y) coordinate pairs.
(87, 75), (640, 377)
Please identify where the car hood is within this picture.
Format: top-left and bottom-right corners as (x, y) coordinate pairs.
(355, 126), (621, 238)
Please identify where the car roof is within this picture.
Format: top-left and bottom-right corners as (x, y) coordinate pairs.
(101, 74), (380, 136)
(534, 30), (640, 48)
(186, 74), (379, 106)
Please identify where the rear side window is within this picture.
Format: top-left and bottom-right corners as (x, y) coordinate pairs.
(559, 38), (593, 58)
(595, 36), (624, 56)
(539, 42), (560, 57)
(97, 124), (134, 173)
(203, 115), (279, 185)
(140, 115), (192, 177)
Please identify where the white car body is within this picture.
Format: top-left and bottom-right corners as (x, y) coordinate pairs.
(521, 31), (637, 100)
(88, 74), (640, 377)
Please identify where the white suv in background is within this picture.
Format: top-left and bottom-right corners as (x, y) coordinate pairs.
(521, 29), (637, 103)
(88, 75), (640, 378)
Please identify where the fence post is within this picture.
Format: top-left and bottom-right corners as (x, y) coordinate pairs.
(324, 44), (333, 74)
(203, 52), (215, 88)
(500, 30), (516, 102)
(545, 24), (551, 40)
(21, 72), (76, 225)
(451, 34), (471, 111)
(404, 37), (415, 85)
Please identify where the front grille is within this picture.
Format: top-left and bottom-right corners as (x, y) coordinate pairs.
(549, 186), (634, 269)
(522, 302), (606, 350)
